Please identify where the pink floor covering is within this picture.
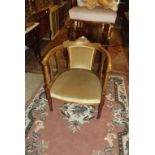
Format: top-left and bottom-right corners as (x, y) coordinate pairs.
(25, 73), (128, 155)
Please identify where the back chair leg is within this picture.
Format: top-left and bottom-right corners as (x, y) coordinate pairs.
(102, 24), (110, 47)
(67, 20), (73, 40)
(108, 24), (114, 40)
(97, 96), (105, 119)
(67, 24), (71, 39)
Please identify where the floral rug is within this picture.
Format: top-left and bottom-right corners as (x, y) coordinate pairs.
(25, 73), (129, 155)
(60, 103), (97, 133)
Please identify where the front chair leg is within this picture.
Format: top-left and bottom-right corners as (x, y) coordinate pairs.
(97, 96), (105, 119)
(45, 88), (53, 111)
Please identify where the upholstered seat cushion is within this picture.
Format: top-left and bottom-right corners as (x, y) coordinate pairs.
(50, 69), (102, 105)
(69, 6), (117, 24)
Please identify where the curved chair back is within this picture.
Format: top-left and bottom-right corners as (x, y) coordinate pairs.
(64, 36), (96, 70)
(68, 46), (95, 70)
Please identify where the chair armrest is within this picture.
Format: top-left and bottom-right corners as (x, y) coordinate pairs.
(42, 44), (64, 65)
(41, 44), (64, 89)
(94, 44), (112, 92)
(97, 44), (112, 71)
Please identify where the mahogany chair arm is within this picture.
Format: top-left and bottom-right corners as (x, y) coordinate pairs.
(41, 44), (64, 89)
(41, 44), (64, 65)
(94, 44), (112, 93)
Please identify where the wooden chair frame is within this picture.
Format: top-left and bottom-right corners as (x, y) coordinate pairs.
(41, 37), (111, 119)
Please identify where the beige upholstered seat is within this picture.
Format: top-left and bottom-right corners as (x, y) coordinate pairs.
(69, 6), (117, 24)
(42, 37), (111, 119)
(50, 69), (102, 105)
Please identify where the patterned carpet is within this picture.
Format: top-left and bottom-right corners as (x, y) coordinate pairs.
(25, 72), (129, 155)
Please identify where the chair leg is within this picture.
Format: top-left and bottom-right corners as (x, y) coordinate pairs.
(45, 88), (53, 111)
(48, 98), (53, 111)
(108, 24), (114, 40)
(97, 96), (105, 119)
(102, 24), (110, 47)
(67, 24), (71, 39)
(67, 20), (73, 40)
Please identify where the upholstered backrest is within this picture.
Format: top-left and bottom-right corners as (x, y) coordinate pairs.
(68, 46), (95, 70)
